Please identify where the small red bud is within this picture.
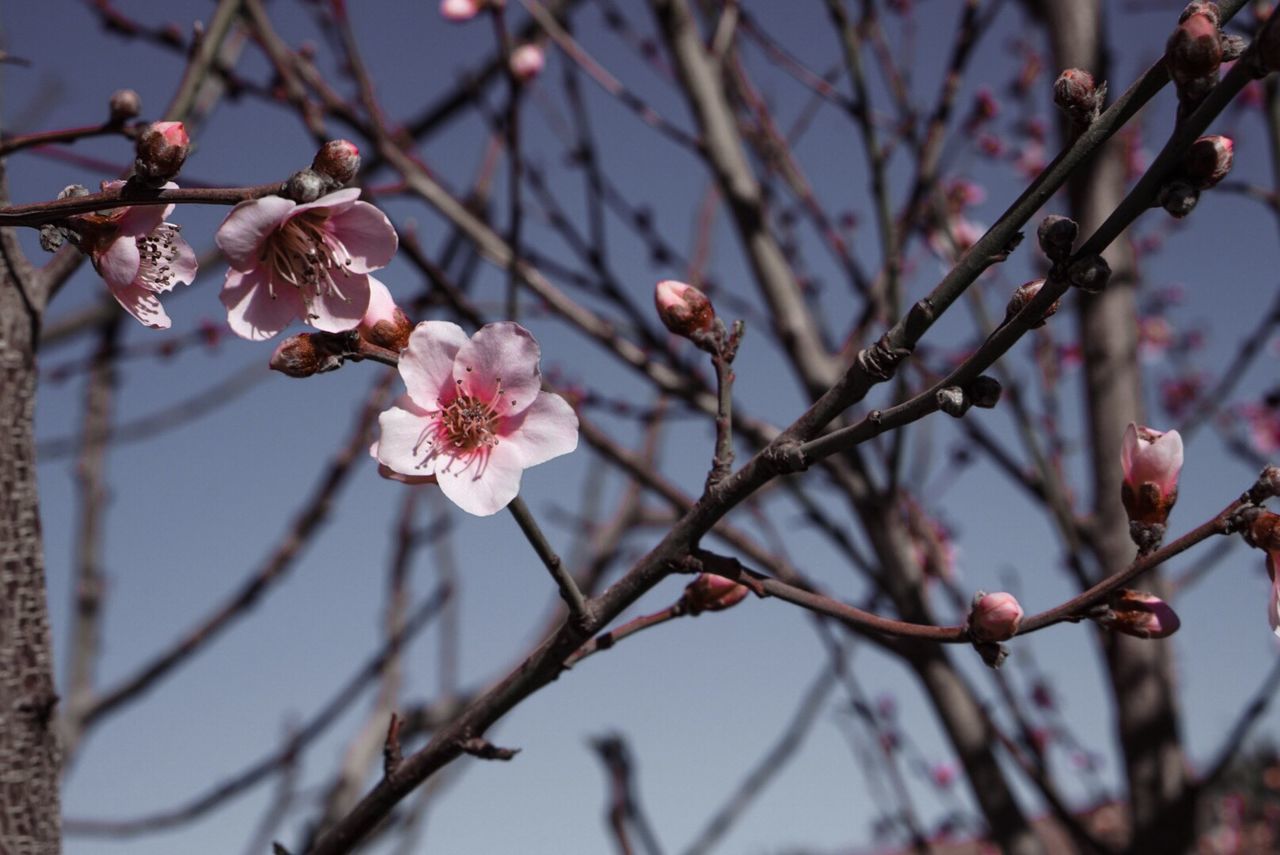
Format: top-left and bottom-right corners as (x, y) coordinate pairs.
(1005, 279), (1060, 328)
(269, 333), (343, 378)
(969, 592), (1023, 643)
(655, 279), (716, 338)
(1098, 589), (1181, 639)
(682, 573), (749, 614)
(1182, 135), (1234, 189)
(311, 139), (361, 187)
(1165, 11), (1222, 87)
(134, 121), (190, 183)
(1053, 68), (1105, 126)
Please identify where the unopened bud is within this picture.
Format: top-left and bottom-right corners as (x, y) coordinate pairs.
(936, 386), (971, 418)
(1005, 278), (1060, 328)
(360, 278), (414, 351)
(134, 121), (190, 184)
(510, 44), (545, 82)
(969, 591), (1023, 643)
(1097, 589), (1181, 639)
(269, 333), (343, 378)
(1165, 10), (1222, 87)
(1178, 1), (1220, 27)
(1246, 510), (1280, 551)
(1036, 215), (1078, 262)
(1053, 68), (1105, 126)
(311, 139), (361, 188)
(681, 573), (749, 615)
(655, 279), (716, 338)
(440, 0), (483, 21)
(285, 169), (326, 203)
(1067, 254), (1111, 293)
(968, 376), (1002, 409)
(108, 89), (141, 123)
(1158, 179), (1200, 218)
(1183, 135), (1233, 189)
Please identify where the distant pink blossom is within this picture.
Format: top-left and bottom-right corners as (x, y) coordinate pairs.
(440, 0), (482, 21)
(374, 321), (579, 515)
(215, 188), (397, 340)
(510, 44), (545, 82)
(84, 180), (197, 329)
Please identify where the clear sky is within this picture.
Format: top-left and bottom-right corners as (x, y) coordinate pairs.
(3, 1), (1278, 853)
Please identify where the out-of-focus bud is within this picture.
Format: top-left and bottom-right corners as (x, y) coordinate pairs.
(1178, 1), (1220, 27)
(359, 277), (414, 352)
(1165, 8), (1222, 86)
(270, 333), (342, 377)
(1183, 135), (1234, 189)
(108, 89), (141, 123)
(1243, 512), (1280, 637)
(681, 572), (749, 615)
(1036, 214), (1078, 263)
(655, 279), (716, 338)
(440, 0), (483, 21)
(134, 121), (190, 184)
(1097, 589), (1181, 638)
(1220, 32), (1248, 62)
(1067, 254), (1111, 293)
(968, 376), (1002, 409)
(1053, 68), (1105, 126)
(936, 386), (971, 418)
(1158, 179), (1200, 218)
(1256, 10), (1280, 75)
(968, 591), (1023, 642)
(1005, 278), (1060, 328)
(284, 169), (326, 203)
(1121, 423), (1183, 525)
(510, 44), (545, 82)
(312, 139), (361, 188)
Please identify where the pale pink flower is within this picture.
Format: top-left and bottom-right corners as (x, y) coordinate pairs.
(374, 321), (579, 516)
(510, 44), (545, 82)
(215, 188), (397, 340)
(84, 180), (197, 330)
(969, 591), (1023, 642)
(1120, 423), (1183, 524)
(440, 0), (482, 21)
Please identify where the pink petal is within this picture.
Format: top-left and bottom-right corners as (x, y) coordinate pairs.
(291, 187), (362, 218)
(216, 196), (297, 270)
(377, 397), (441, 478)
(500, 391), (578, 468)
(1270, 562), (1280, 638)
(435, 440), (525, 516)
(109, 278), (171, 329)
(306, 270), (370, 333)
(454, 322), (543, 417)
(328, 201), (398, 273)
(114, 202), (169, 237)
(96, 236), (141, 290)
(400, 321), (470, 408)
(220, 268), (305, 341)
(361, 276), (398, 327)
(164, 226), (200, 289)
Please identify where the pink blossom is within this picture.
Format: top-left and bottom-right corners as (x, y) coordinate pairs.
(681, 573), (749, 614)
(1100, 589), (1181, 639)
(215, 188), (398, 340)
(655, 279), (716, 337)
(969, 592), (1023, 642)
(440, 0), (482, 21)
(83, 180), (197, 330)
(373, 321), (579, 516)
(359, 276), (413, 351)
(510, 44), (545, 82)
(1269, 556), (1280, 638)
(1120, 423), (1183, 524)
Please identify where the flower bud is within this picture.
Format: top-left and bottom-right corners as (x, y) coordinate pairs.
(440, 0), (483, 21)
(108, 89), (141, 123)
(1053, 68), (1105, 126)
(969, 591), (1023, 642)
(1165, 10), (1222, 87)
(1067, 254), (1111, 293)
(655, 279), (716, 338)
(134, 121), (190, 184)
(1004, 278), (1060, 328)
(1268, 555), (1280, 638)
(311, 139), (361, 187)
(359, 278), (414, 352)
(1182, 135), (1233, 189)
(269, 333), (343, 377)
(968, 376), (1002, 409)
(1036, 215), (1078, 263)
(284, 169), (326, 203)
(1097, 589), (1181, 639)
(509, 44), (545, 82)
(1120, 423), (1183, 525)
(936, 386), (971, 418)
(681, 573), (749, 615)
(1158, 179), (1200, 218)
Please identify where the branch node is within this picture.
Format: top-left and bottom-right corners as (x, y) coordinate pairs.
(460, 737), (521, 761)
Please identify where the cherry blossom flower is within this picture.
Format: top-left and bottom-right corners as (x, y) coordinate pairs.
(215, 188), (397, 341)
(510, 44), (545, 82)
(373, 321), (579, 516)
(440, 0), (482, 22)
(1120, 423), (1183, 525)
(82, 180), (197, 330)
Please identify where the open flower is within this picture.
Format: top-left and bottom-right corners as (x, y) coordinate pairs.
(81, 181), (197, 329)
(373, 321), (578, 515)
(1120, 423), (1183, 524)
(215, 188), (397, 341)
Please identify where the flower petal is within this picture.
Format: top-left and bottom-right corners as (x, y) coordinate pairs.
(96, 237), (141, 290)
(376, 397), (441, 478)
(306, 270), (370, 333)
(108, 278), (171, 329)
(400, 321), (470, 408)
(361, 275), (398, 328)
(220, 268), (305, 341)
(500, 391), (578, 468)
(164, 225), (200, 289)
(328, 201), (398, 273)
(435, 440), (525, 516)
(215, 196), (297, 270)
(1270, 557), (1280, 638)
(291, 187), (362, 217)
(454, 322), (542, 417)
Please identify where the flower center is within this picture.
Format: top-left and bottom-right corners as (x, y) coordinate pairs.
(136, 224), (184, 293)
(439, 392), (499, 452)
(263, 209), (355, 306)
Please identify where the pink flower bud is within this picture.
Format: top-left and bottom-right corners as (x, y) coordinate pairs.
(1053, 68), (1104, 126)
(1165, 11), (1222, 87)
(311, 139), (361, 187)
(359, 277), (413, 352)
(440, 0), (482, 21)
(969, 592), (1023, 642)
(682, 573), (749, 614)
(269, 333), (326, 378)
(1004, 278), (1060, 328)
(134, 121), (190, 183)
(1268, 555), (1280, 638)
(655, 279), (716, 338)
(1120, 423), (1183, 525)
(1183, 135), (1233, 189)
(1100, 589), (1181, 639)
(509, 44), (545, 82)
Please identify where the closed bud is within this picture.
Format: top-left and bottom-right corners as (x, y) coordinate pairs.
(1158, 179), (1200, 218)
(1005, 278), (1060, 328)
(1183, 135), (1234, 189)
(969, 591), (1023, 643)
(1098, 589), (1181, 638)
(311, 139), (361, 187)
(108, 89), (141, 123)
(655, 279), (716, 338)
(681, 573), (749, 615)
(1245, 510), (1280, 552)
(269, 333), (342, 378)
(1053, 68), (1105, 126)
(1178, 1), (1220, 27)
(936, 386), (971, 418)
(1121, 423), (1183, 526)
(440, 0), (483, 21)
(360, 278), (414, 351)
(1067, 255), (1111, 293)
(134, 121), (190, 183)
(1165, 10), (1222, 86)
(284, 169), (326, 203)
(509, 44), (545, 82)
(968, 376), (1002, 409)
(1036, 214), (1078, 262)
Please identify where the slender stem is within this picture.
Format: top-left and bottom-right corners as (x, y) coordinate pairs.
(507, 497), (591, 625)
